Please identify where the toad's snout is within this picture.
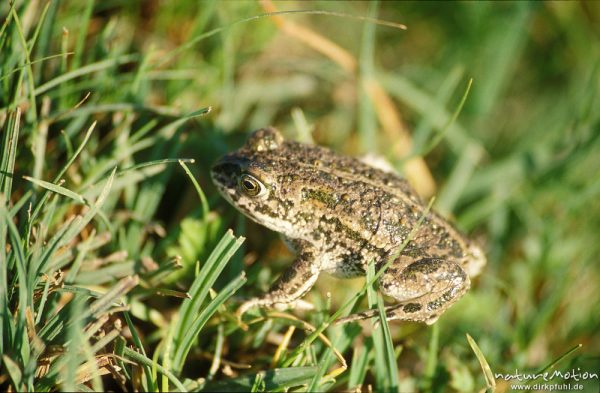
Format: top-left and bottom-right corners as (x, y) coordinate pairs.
(211, 155), (251, 190)
(211, 160), (240, 177)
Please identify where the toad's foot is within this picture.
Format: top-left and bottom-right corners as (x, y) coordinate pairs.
(334, 302), (439, 326)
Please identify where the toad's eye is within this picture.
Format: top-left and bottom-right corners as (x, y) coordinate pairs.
(239, 174), (266, 197)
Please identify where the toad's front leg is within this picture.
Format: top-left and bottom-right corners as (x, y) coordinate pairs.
(237, 244), (321, 317)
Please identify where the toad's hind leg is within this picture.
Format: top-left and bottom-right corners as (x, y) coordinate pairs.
(336, 257), (470, 325)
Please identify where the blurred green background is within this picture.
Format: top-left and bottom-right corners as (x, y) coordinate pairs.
(1, 1), (599, 391)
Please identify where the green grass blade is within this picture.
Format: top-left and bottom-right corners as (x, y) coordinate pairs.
(4, 201), (30, 345)
(85, 275), (138, 319)
(377, 71), (483, 155)
(466, 333), (496, 391)
(171, 230), (245, 372)
(306, 322), (358, 391)
(123, 347), (186, 392)
(0, 195), (7, 356)
(524, 344), (582, 386)
(411, 65), (465, 153)
(173, 230), (244, 343)
(472, 2), (532, 116)
(366, 262), (387, 391)
(250, 372), (264, 392)
(34, 276), (52, 325)
(123, 311), (157, 391)
(50, 102), (182, 122)
(0, 108), (21, 200)
(376, 292), (399, 391)
(119, 158), (195, 176)
(31, 167), (115, 288)
(32, 54), (138, 96)
(0, 40), (68, 82)
(348, 340), (371, 390)
(28, 121), (96, 231)
(23, 176), (86, 204)
(37, 306), (72, 342)
(357, 0), (379, 152)
(8, 190), (31, 218)
(9, 6), (38, 123)
(172, 272), (246, 373)
(26, 1), (52, 58)
(62, 296), (85, 392)
(71, 0), (94, 71)
(2, 354), (24, 391)
(436, 143), (484, 215)
(179, 160), (209, 220)
(207, 323), (225, 381)
(422, 322), (440, 392)
(0, 2), (15, 44)
(420, 78), (473, 157)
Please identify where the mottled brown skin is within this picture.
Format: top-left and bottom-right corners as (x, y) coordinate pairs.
(211, 128), (486, 324)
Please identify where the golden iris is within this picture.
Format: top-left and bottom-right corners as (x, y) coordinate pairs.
(239, 174), (263, 197)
